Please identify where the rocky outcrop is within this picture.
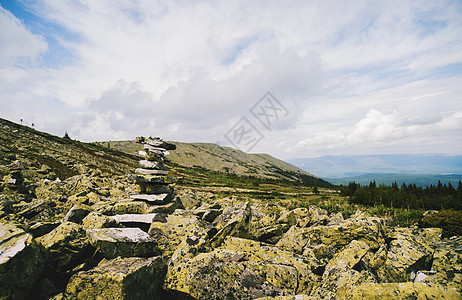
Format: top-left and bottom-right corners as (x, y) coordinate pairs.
(374, 227), (440, 283)
(276, 212), (386, 259)
(0, 221), (46, 300)
(87, 227), (160, 258)
(65, 256), (167, 299)
(37, 222), (91, 279)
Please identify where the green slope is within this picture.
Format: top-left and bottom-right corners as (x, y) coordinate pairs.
(97, 140), (327, 185)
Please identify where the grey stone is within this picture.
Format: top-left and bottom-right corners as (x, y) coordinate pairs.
(130, 193), (170, 204)
(139, 160), (165, 170)
(135, 168), (168, 175)
(86, 227), (160, 258)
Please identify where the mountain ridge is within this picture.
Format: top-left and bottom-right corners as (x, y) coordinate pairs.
(97, 140), (325, 184)
(288, 154), (462, 178)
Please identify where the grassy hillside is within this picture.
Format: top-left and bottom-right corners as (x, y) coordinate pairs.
(0, 118), (139, 180)
(0, 117), (329, 188)
(1, 117), (456, 230)
(97, 140), (328, 185)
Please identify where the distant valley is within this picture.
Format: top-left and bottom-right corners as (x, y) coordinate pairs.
(288, 154), (462, 187)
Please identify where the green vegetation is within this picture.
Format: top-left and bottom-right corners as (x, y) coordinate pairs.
(419, 210), (462, 238)
(341, 180), (462, 210)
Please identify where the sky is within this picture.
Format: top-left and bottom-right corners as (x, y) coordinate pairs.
(0, 0), (461, 159)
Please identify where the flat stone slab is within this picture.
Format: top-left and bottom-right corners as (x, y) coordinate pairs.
(112, 213), (159, 231)
(135, 168), (168, 175)
(1, 222), (31, 264)
(86, 228), (160, 258)
(112, 213), (158, 224)
(130, 193), (170, 204)
(144, 139), (176, 150)
(144, 145), (166, 156)
(128, 174), (170, 183)
(139, 160), (165, 170)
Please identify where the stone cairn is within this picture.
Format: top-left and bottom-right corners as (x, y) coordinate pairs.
(128, 136), (177, 207)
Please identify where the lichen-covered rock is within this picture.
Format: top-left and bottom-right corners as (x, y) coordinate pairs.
(276, 215), (386, 259)
(209, 201), (253, 248)
(375, 227), (440, 283)
(327, 212), (344, 225)
(308, 206), (329, 226)
(164, 250), (286, 299)
(277, 208), (310, 227)
(36, 222), (90, 276)
(256, 295), (313, 300)
(29, 221), (60, 237)
(221, 236), (321, 294)
(0, 221), (46, 300)
(337, 282), (461, 299)
(15, 198), (60, 222)
(147, 202), (177, 214)
(177, 190), (203, 210)
(63, 204), (92, 224)
(254, 224), (291, 244)
(112, 200), (148, 215)
(86, 228), (160, 258)
(321, 240), (375, 292)
(421, 236), (462, 293)
(65, 256), (167, 300)
(82, 211), (118, 230)
(63, 174), (97, 197)
(149, 210), (215, 259)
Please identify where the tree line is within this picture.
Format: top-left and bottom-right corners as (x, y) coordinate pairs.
(340, 180), (462, 210)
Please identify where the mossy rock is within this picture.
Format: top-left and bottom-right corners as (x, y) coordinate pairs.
(65, 256), (167, 300)
(0, 221), (47, 300)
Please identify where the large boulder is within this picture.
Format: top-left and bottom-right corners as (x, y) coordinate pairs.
(86, 228), (160, 258)
(15, 199), (58, 221)
(209, 202), (253, 248)
(276, 214), (386, 259)
(148, 210), (215, 259)
(221, 236), (321, 294)
(65, 256), (167, 300)
(375, 227), (441, 282)
(421, 236), (462, 293)
(277, 207), (310, 227)
(0, 221), (46, 299)
(164, 249), (286, 299)
(36, 222), (91, 281)
(321, 240), (375, 293)
(165, 236), (323, 299)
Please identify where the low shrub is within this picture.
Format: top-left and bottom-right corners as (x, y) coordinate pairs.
(419, 210), (462, 238)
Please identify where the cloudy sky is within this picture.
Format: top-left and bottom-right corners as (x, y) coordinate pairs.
(1, 0), (461, 159)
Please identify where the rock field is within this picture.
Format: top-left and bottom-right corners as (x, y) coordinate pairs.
(0, 124), (461, 299)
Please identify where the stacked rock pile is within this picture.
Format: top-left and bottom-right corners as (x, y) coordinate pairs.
(128, 136), (176, 206)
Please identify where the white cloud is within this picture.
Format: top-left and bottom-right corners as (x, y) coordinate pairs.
(0, 7), (47, 67)
(289, 108), (462, 156)
(0, 0), (461, 158)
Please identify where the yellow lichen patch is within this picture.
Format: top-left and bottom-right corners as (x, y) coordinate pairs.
(337, 282), (461, 300)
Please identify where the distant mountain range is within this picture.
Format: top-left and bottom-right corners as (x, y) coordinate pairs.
(287, 154), (462, 187)
(325, 173), (462, 187)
